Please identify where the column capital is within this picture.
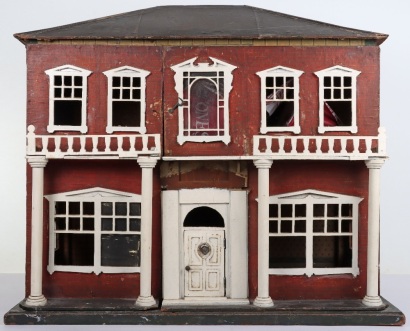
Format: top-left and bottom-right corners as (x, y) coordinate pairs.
(27, 156), (48, 168)
(137, 156), (158, 169)
(365, 158), (385, 170)
(253, 159), (273, 169)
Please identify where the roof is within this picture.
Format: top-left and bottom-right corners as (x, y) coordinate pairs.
(14, 5), (388, 45)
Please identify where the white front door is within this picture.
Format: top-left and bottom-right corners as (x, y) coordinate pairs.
(184, 229), (225, 297)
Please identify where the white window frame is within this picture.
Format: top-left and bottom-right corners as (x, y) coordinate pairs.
(257, 66), (303, 134)
(45, 64), (91, 133)
(46, 187), (142, 275)
(104, 66), (150, 134)
(171, 57), (236, 145)
(268, 189), (362, 277)
(315, 65), (360, 134)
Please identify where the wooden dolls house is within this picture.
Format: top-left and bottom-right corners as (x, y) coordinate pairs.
(5, 5), (405, 325)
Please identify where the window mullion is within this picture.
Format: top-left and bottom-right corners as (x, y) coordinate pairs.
(94, 198), (102, 274)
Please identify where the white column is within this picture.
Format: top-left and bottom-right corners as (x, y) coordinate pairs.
(136, 157), (157, 307)
(253, 159), (274, 307)
(25, 156), (48, 306)
(362, 158), (385, 307)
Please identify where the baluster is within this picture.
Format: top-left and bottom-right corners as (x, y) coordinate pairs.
(142, 135), (149, 152)
(104, 136), (111, 153)
(26, 125), (36, 154)
(130, 136), (136, 152)
(67, 136), (74, 153)
(254, 136), (261, 155)
(378, 127), (387, 155)
(290, 137), (297, 154)
(80, 136), (86, 153)
(41, 137), (48, 154)
(92, 136), (98, 153)
(316, 137), (323, 154)
(365, 138), (372, 155)
(265, 137), (272, 154)
(154, 135), (161, 153)
(278, 137), (285, 154)
(303, 137), (309, 154)
(340, 138), (347, 154)
(55, 136), (62, 156)
(328, 138), (335, 155)
(117, 136), (124, 152)
(353, 138), (360, 155)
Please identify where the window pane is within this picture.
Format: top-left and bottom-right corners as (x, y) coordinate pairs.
(281, 204), (292, 217)
(54, 100), (82, 126)
(341, 204), (353, 217)
(269, 204), (278, 218)
(314, 204), (324, 217)
(69, 202), (80, 215)
(132, 77), (141, 87)
(115, 218), (127, 231)
(112, 101), (141, 127)
(55, 201), (66, 215)
(295, 204), (306, 217)
(68, 217), (80, 230)
(341, 219), (352, 233)
(83, 202), (94, 215)
(280, 220), (292, 233)
(55, 233), (94, 266)
(313, 236), (352, 268)
(115, 202), (127, 216)
(313, 219), (325, 233)
(130, 203), (141, 216)
(101, 202), (113, 215)
(269, 236), (306, 268)
(327, 204), (339, 217)
(327, 219), (339, 233)
(83, 218), (94, 231)
(55, 217), (66, 230)
(123, 77), (131, 87)
(74, 76), (83, 87)
(54, 76), (62, 86)
(130, 218), (141, 232)
(113, 77), (121, 87)
(295, 220), (306, 233)
(269, 220), (278, 233)
(101, 234), (140, 267)
(101, 218), (113, 231)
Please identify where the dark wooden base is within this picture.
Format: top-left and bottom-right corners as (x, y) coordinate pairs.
(4, 297), (405, 325)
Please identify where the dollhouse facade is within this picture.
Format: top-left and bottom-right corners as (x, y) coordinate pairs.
(11, 5), (400, 322)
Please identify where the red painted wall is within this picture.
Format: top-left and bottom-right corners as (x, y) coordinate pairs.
(24, 44), (379, 300)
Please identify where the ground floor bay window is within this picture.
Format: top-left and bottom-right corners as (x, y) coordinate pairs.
(268, 190), (362, 277)
(46, 187), (142, 274)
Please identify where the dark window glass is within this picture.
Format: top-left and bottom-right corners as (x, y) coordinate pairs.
(83, 218), (94, 231)
(115, 218), (127, 231)
(101, 234), (140, 267)
(55, 201), (66, 215)
(69, 202), (80, 215)
(55, 217), (66, 230)
(130, 219), (141, 232)
(269, 236), (306, 268)
(101, 202), (113, 216)
(313, 236), (352, 268)
(269, 220), (278, 233)
(130, 203), (141, 216)
(101, 218), (113, 231)
(55, 233), (94, 266)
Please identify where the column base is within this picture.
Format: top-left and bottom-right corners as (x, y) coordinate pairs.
(362, 295), (383, 307)
(135, 295), (156, 307)
(253, 296), (274, 307)
(25, 295), (47, 307)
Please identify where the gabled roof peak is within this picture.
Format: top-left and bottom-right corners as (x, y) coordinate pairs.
(15, 5), (387, 45)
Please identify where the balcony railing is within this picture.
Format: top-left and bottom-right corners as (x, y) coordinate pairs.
(26, 125), (161, 159)
(253, 128), (387, 160)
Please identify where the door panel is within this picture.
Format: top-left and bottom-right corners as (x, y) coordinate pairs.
(184, 229), (225, 297)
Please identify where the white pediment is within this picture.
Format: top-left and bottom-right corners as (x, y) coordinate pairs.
(45, 187), (139, 200)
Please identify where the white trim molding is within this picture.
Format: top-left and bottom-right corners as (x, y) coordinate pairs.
(268, 189), (362, 277)
(171, 57), (236, 145)
(45, 64), (92, 133)
(315, 65), (360, 134)
(257, 66), (303, 134)
(104, 66), (150, 134)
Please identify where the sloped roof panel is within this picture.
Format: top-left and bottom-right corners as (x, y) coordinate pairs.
(14, 5), (387, 44)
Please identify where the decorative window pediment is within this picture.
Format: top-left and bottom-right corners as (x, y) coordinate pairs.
(257, 66), (303, 134)
(315, 65), (360, 134)
(45, 65), (92, 133)
(104, 66), (150, 134)
(171, 57), (236, 145)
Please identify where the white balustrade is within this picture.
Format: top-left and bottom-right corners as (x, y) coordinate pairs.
(253, 127), (387, 160)
(26, 125), (161, 159)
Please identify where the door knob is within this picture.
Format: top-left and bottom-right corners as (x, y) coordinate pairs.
(185, 265), (191, 271)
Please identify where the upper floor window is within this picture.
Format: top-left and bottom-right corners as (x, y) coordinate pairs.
(268, 190), (361, 277)
(104, 66), (150, 134)
(171, 57), (236, 145)
(46, 187), (142, 275)
(257, 66), (303, 134)
(45, 65), (91, 133)
(315, 66), (360, 134)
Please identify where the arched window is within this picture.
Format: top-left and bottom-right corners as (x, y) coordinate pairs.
(184, 206), (224, 227)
